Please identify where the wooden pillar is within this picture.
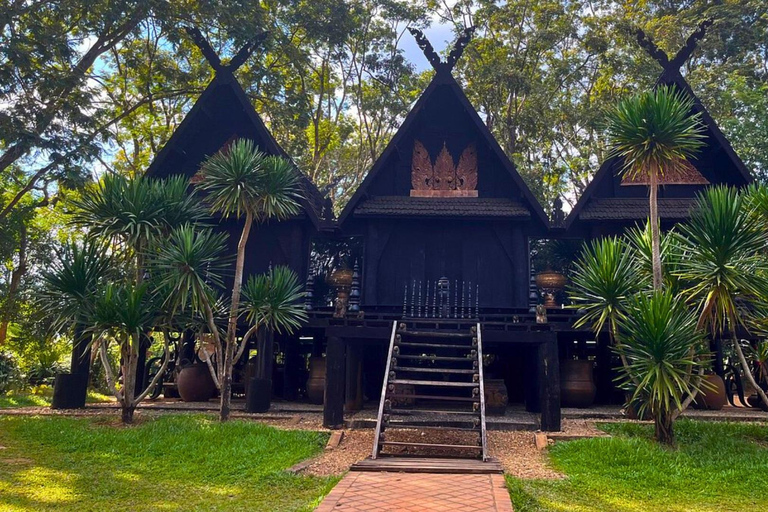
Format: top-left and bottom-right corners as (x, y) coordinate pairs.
(283, 336), (301, 401)
(345, 342), (363, 412)
(134, 333), (151, 397)
(524, 344), (540, 413)
(324, 336), (346, 429)
(539, 336), (561, 431)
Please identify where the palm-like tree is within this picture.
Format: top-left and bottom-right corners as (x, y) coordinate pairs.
(676, 186), (768, 408)
(569, 236), (642, 354)
(606, 85), (706, 290)
(70, 174), (206, 282)
(616, 290), (707, 446)
(240, 265), (308, 375)
(42, 175), (208, 422)
(39, 240), (113, 377)
(195, 139), (303, 421)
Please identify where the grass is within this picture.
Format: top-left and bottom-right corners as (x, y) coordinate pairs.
(0, 414), (337, 512)
(508, 419), (768, 511)
(0, 388), (112, 409)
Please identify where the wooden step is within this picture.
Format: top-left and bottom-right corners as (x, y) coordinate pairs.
(352, 457), (503, 474)
(388, 408), (479, 416)
(388, 393), (479, 402)
(395, 354), (473, 362)
(380, 441), (482, 450)
(390, 379), (479, 388)
(384, 423), (480, 432)
(397, 341), (474, 349)
(399, 330), (474, 339)
(393, 366), (477, 375)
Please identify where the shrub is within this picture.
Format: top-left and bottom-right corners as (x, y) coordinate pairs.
(0, 352), (22, 395)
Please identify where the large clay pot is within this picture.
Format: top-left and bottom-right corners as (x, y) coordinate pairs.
(306, 356), (326, 404)
(560, 359), (596, 408)
(484, 379), (509, 415)
(692, 374), (727, 410)
(177, 363), (216, 402)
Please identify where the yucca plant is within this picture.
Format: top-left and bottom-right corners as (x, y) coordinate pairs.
(626, 223), (685, 292)
(569, 236), (642, 347)
(148, 223), (230, 388)
(195, 139), (303, 421)
(70, 174), (206, 282)
(616, 290), (707, 446)
(39, 240), (113, 376)
(606, 85), (706, 290)
(89, 282), (168, 424)
(42, 175), (210, 423)
(675, 186), (768, 409)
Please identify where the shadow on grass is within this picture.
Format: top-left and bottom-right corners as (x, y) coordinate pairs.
(0, 414), (339, 512)
(507, 419), (768, 512)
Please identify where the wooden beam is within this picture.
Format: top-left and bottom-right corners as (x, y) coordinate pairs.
(539, 336), (561, 432)
(323, 336), (346, 429)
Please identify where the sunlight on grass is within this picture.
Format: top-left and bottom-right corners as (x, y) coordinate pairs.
(0, 389), (113, 409)
(0, 415), (338, 512)
(508, 420), (768, 512)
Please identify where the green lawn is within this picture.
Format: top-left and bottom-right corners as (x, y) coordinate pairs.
(508, 419), (768, 512)
(0, 389), (113, 409)
(0, 415), (337, 512)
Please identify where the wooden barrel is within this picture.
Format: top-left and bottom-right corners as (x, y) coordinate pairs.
(560, 359), (596, 408)
(306, 356), (326, 404)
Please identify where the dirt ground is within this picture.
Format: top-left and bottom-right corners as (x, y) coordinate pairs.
(294, 418), (608, 478)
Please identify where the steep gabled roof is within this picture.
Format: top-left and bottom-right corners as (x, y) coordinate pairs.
(564, 25), (752, 231)
(338, 67), (549, 227)
(145, 45), (328, 228)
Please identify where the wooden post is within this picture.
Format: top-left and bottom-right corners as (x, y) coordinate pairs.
(345, 342), (363, 412)
(324, 336), (346, 428)
(524, 344), (541, 413)
(539, 336), (561, 432)
(283, 336), (301, 401)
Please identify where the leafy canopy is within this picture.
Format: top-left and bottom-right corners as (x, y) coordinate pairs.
(606, 85), (706, 180)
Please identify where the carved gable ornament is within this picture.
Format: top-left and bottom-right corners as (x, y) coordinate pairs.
(410, 140), (478, 197)
(620, 159), (709, 186)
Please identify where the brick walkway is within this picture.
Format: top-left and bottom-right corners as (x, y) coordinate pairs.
(314, 472), (514, 512)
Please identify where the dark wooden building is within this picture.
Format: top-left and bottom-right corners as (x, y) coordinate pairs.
(145, 66), (330, 283)
(563, 26), (753, 238)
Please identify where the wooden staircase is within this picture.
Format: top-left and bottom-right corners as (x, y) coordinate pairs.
(371, 321), (488, 461)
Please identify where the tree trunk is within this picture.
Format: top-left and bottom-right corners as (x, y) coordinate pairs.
(649, 170), (662, 290)
(219, 211), (254, 422)
(0, 223), (28, 346)
(220, 342), (235, 422)
(733, 337), (768, 408)
(121, 405), (136, 424)
(654, 411), (675, 446)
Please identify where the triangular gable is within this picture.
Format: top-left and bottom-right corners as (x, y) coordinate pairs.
(564, 31), (752, 231)
(145, 70), (327, 228)
(338, 68), (549, 227)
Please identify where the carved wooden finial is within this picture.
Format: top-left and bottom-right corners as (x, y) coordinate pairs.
(407, 26), (475, 73)
(184, 25), (268, 74)
(446, 26), (476, 69)
(635, 19), (713, 74)
(407, 27), (442, 70)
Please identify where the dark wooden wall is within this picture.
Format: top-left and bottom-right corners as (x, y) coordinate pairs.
(359, 219), (529, 309)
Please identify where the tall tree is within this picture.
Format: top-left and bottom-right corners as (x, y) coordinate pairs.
(195, 139), (303, 421)
(605, 85), (705, 290)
